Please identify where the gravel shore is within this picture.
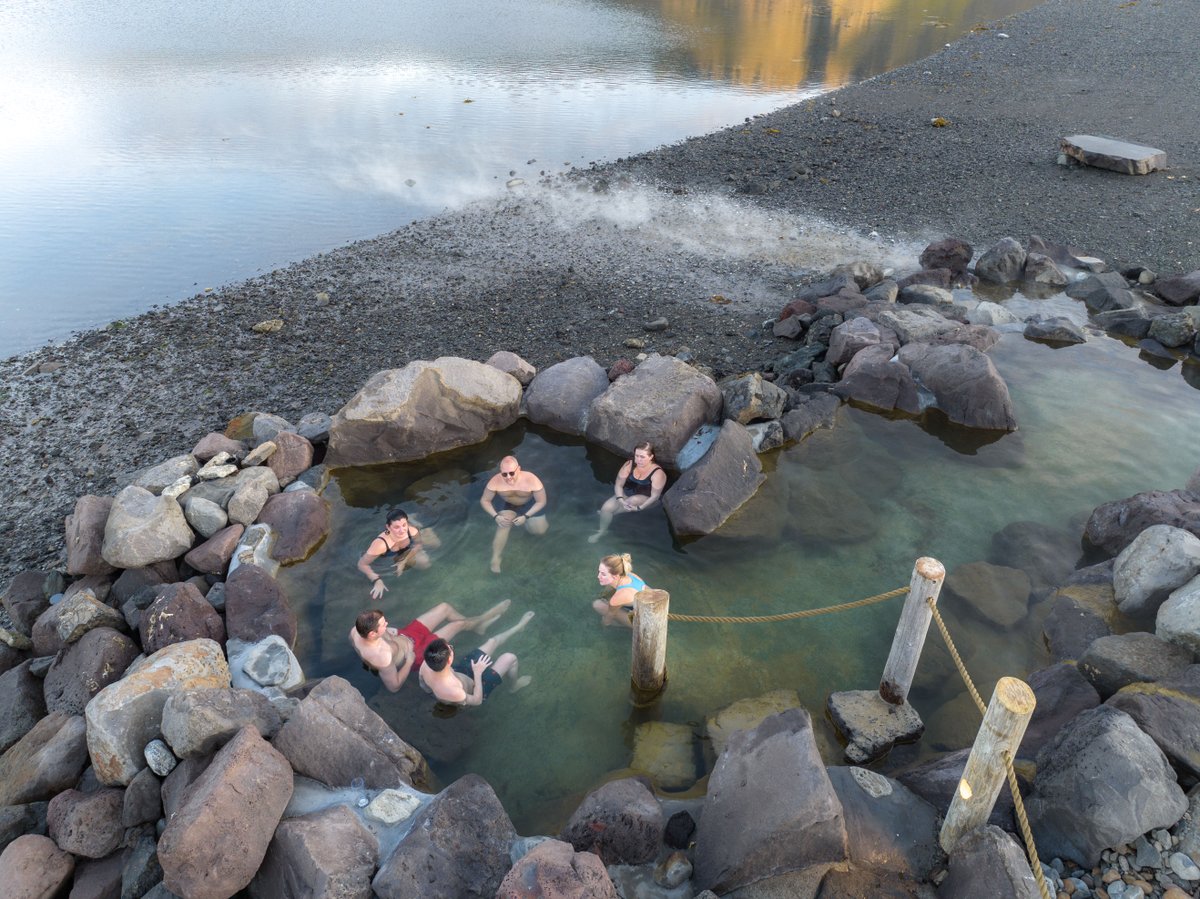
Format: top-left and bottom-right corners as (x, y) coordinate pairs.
(2, 0), (1196, 583)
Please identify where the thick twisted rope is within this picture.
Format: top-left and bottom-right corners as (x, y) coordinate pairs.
(665, 585), (907, 623)
(926, 597), (1051, 899)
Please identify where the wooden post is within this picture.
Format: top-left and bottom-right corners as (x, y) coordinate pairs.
(879, 557), (945, 705)
(630, 588), (669, 703)
(939, 677), (1036, 853)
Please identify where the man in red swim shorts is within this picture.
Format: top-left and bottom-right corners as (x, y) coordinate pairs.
(349, 599), (511, 692)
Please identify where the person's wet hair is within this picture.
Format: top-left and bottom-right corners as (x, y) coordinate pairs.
(386, 508), (408, 525)
(424, 638), (452, 671)
(355, 609), (384, 637)
(633, 441), (655, 457)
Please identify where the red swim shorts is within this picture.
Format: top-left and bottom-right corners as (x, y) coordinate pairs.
(397, 619), (434, 675)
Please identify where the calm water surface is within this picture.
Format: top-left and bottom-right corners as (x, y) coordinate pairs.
(1, 0), (1041, 357)
(280, 325), (1200, 833)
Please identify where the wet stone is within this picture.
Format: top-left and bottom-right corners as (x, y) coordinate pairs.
(1061, 134), (1166, 175)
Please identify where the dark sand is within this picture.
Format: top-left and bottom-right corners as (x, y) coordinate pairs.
(1, 0), (1196, 583)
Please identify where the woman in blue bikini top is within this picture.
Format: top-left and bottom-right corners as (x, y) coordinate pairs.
(592, 552), (650, 626)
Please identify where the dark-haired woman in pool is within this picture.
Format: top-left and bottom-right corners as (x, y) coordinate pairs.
(356, 508), (432, 599)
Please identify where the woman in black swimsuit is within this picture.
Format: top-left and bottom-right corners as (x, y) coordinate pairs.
(356, 508), (432, 599)
(588, 442), (667, 543)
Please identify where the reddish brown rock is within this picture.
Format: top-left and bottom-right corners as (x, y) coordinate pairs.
(373, 775), (515, 898)
(224, 564), (297, 646)
(31, 591), (126, 657)
(158, 726), (294, 899)
(0, 834), (75, 899)
(497, 839), (618, 898)
(920, 238), (974, 276)
(65, 496), (117, 577)
(255, 491), (330, 564)
(561, 777), (664, 867)
(607, 358), (635, 381)
(0, 713), (89, 806)
(249, 804), (378, 899)
(44, 627), (140, 716)
(184, 523), (244, 576)
(778, 298), (816, 322)
(47, 788), (124, 859)
(192, 431), (247, 462)
(273, 676), (429, 790)
(265, 431), (314, 487)
(139, 582), (225, 654)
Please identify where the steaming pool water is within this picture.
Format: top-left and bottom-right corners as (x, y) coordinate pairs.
(276, 318), (1200, 834)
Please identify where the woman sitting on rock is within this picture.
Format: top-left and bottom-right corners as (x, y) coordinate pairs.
(588, 442), (667, 543)
(593, 553), (650, 627)
(357, 508), (433, 599)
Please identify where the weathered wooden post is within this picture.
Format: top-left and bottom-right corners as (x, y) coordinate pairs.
(939, 676), (1036, 852)
(879, 557), (945, 704)
(631, 588), (670, 704)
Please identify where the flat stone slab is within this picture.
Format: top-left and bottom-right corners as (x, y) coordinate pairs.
(827, 689), (924, 764)
(1061, 134), (1166, 175)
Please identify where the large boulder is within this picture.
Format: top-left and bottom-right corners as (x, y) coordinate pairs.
(30, 591), (125, 656)
(64, 496), (116, 576)
(46, 788), (124, 859)
(874, 306), (960, 345)
(85, 639), (231, 786)
(1155, 270), (1200, 306)
(897, 343), (1017, 431)
(2, 570), (62, 635)
(1085, 490), (1200, 557)
(272, 676), (429, 789)
(706, 689), (804, 760)
(1018, 664), (1100, 760)
(1026, 705), (1187, 865)
(183, 523), (245, 576)
(0, 713), (88, 806)
(720, 372), (788, 424)
(265, 430), (314, 487)
(255, 491), (331, 564)
(897, 749), (1015, 832)
(1041, 583), (1122, 663)
(661, 420), (765, 536)
(101, 486), (195, 569)
(496, 839), (617, 899)
(827, 316), (885, 368)
(326, 357), (522, 467)
(1158, 573), (1200, 654)
(1114, 524), (1200, 618)
(0, 662), (47, 754)
(43, 627), (139, 716)
(693, 708), (847, 894)
(161, 687), (282, 758)
(158, 726), (294, 899)
(249, 803), (378, 899)
(1107, 666), (1200, 779)
(832, 344), (921, 414)
(525, 356), (610, 435)
(373, 774), (516, 899)
(938, 824), (1039, 898)
(826, 766), (941, 879)
(224, 563), (297, 646)
(973, 237), (1027, 284)
(585, 354), (722, 468)
(920, 238), (973, 277)
(560, 777), (663, 866)
(0, 834), (75, 899)
(1078, 632), (1193, 699)
(1065, 271), (1140, 313)
(139, 582), (225, 654)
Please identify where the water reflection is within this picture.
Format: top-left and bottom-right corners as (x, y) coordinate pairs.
(2, 0), (1040, 357)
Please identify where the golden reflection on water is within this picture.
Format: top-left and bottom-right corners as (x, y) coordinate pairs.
(651, 0), (1042, 89)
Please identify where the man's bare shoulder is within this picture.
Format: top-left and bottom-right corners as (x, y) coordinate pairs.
(523, 472), (545, 491)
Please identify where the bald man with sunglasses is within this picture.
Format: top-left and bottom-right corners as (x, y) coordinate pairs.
(480, 455), (548, 573)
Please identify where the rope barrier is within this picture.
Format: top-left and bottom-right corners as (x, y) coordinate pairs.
(665, 585), (907, 623)
(925, 597), (1051, 899)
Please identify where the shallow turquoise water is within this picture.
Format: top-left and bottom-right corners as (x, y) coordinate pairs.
(279, 330), (1200, 833)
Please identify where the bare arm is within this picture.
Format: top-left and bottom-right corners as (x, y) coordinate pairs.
(524, 486), (547, 519)
(639, 469), (668, 511)
(357, 539), (388, 598)
(464, 654), (492, 706)
(613, 462), (632, 499)
(380, 644), (414, 692)
(480, 486), (499, 518)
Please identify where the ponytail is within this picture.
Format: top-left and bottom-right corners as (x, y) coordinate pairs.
(601, 553), (633, 577)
